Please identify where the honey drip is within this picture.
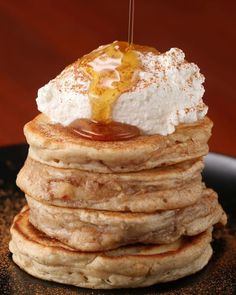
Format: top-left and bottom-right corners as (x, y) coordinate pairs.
(73, 41), (158, 141)
(79, 41), (140, 123)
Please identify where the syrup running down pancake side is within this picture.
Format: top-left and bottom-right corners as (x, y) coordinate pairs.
(71, 41), (158, 141)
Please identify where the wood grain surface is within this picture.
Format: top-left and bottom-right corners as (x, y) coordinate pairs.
(0, 0), (235, 156)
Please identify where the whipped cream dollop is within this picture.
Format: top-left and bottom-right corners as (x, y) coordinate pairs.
(36, 45), (207, 135)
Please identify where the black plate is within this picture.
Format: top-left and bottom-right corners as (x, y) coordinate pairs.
(0, 144), (236, 295)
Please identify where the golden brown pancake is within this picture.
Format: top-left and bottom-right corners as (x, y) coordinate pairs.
(24, 114), (213, 173)
(25, 189), (226, 251)
(9, 207), (213, 289)
(17, 157), (204, 212)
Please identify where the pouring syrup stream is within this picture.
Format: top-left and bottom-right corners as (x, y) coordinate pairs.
(128, 0), (135, 45)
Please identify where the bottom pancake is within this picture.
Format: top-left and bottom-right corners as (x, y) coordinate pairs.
(9, 207), (213, 289)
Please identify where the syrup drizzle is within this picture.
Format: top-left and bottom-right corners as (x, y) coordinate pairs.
(79, 41), (140, 123)
(71, 1), (158, 141)
(128, 0), (135, 45)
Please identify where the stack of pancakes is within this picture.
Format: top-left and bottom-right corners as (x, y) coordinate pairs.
(10, 114), (226, 289)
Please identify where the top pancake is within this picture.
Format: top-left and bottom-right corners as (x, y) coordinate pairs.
(25, 114), (213, 173)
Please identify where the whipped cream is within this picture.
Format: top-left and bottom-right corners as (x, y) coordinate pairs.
(36, 45), (207, 135)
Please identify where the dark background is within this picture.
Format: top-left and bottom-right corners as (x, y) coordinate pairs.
(0, 0), (235, 155)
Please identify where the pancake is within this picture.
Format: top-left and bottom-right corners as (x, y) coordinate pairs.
(17, 157), (204, 212)
(9, 207), (213, 289)
(24, 114), (213, 173)
(25, 189), (226, 251)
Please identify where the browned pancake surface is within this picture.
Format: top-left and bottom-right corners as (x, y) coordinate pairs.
(24, 114), (213, 172)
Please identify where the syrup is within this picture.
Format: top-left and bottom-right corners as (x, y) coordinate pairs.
(79, 41), (140, 123)
(128, 0), (135, 45)
(72, 119), (140, 141)
(72, 41), (159, 141)
(70, 0), (161, 141)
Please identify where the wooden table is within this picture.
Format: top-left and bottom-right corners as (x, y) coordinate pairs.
(0, 0), (235, 156)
